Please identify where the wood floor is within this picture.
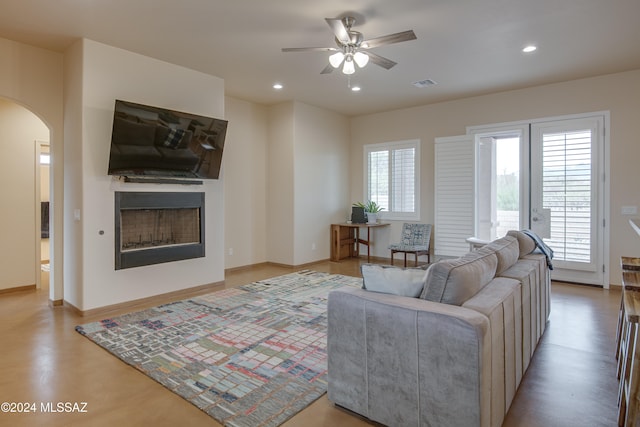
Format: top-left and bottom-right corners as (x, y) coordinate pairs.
(0, 259), (621, 426)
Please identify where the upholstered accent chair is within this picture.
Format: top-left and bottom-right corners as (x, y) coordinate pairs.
(389, 223), (432, 267)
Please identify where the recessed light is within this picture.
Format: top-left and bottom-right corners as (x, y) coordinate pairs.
(522, 45), (537, 53)
(273, 83), (283, 90)
(351, 86), (361, 92)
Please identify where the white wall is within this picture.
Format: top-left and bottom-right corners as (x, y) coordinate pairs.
(63, 40), (84, 306)
(0, 99), (49, 289)
(263, 101), (350, 267)
(292, 102), (350, 265)
(223, 96), (268, 269)
(64, 39), (226, 311)
(266, 102), (295, 265)
(350, 69), (640, 286)
(0, 37), (63, 300)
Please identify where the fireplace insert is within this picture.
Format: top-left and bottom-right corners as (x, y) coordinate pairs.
(114, 192), (205, 270)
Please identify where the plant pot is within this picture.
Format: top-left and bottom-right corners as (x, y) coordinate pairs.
(366, 213), (377, 224)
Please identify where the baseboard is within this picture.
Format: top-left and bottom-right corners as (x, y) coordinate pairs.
(67, 280), (225, 318)
(267, 259), (332, 270)
(225, 260), (332, 273)
(0, 284), (36, 294)
(224, 262), (271, 274)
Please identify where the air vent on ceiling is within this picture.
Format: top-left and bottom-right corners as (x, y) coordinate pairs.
(412, 79), (438, 88)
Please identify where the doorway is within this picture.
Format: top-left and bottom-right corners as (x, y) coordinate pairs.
(0, 98), (51, 295)
(436, 112), (610, 287)
(530, 116), (606, 285)
(476, 132), (524, 241)
(35, 140), (51, 290)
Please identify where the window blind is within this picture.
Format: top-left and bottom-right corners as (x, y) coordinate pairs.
(391, 148), (415, 213)
(542, 129), (592, 262)
(365, 140), (419, 220)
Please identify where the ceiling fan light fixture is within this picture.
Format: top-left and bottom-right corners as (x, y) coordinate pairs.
(342, 57), (355, 75)
(353, 51), (369, 68)
(329, 51), (345, 68)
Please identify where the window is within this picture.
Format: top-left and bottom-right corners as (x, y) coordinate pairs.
(364, 139), (420, 220)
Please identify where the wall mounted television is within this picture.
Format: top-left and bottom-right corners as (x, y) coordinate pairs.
(107, 100), (228, 180)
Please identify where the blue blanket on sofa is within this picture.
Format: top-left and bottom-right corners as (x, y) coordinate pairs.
(522, 229), (554, 270)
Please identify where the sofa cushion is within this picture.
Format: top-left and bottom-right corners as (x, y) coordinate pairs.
(499, 260), (539, 365)
(506, 230), (536, 257)
(462, 277), (522, 426)
(115, 144), (162, 159)
(420, 250), (498, 305)
(111, 117), (156, 146)
(361, 264), (427, 298)
(482, 236), (520, 275)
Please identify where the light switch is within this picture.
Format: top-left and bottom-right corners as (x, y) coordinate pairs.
(622, 206), (638, 215)
(74, 209), (81, 221)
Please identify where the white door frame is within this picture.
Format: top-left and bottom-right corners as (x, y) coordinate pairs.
(467, 111), (610, 288)
(34, 139), (49, 290)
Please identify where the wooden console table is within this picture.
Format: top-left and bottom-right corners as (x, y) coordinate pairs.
(330, 223), (389, 263)
(617, 256), (640, 426)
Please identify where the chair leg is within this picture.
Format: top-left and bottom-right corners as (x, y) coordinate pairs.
(404, 253), (407, 268)
(390, 251), (394, 266)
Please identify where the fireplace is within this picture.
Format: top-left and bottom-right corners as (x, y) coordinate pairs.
(114, 192), (205, 270)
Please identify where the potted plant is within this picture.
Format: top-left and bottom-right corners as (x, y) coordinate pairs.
(353, 201), (384, 224)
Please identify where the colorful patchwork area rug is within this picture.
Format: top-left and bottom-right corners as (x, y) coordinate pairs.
(75, 270), (361, 427)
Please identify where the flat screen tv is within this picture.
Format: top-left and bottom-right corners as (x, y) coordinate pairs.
(107, 100), (228, 180)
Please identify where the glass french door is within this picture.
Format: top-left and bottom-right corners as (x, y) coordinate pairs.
(530, 116), (605, 285)
(475, 130), (527, 241)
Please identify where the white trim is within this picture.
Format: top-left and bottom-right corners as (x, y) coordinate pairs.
(34, 139), (49, 290)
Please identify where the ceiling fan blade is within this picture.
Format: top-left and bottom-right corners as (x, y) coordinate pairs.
(320, 64), (335, 74)
(282, 47), (337, 53)
(366, 52), (397, 70)
(362, 30), (417, 49)
(325, 18), (351, 44)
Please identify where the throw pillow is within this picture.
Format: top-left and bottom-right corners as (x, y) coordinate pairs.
(163, 128), (186, 149)
(361, 264), (427, 297)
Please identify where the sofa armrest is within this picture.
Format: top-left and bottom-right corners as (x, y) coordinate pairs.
(327, 287), (491, 427)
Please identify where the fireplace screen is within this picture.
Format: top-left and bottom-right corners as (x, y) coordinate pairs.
(115, 192), (205, 270)
(120, 208), (200, 251)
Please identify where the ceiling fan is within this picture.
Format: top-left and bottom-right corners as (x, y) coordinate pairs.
(282, 16), (417, 75)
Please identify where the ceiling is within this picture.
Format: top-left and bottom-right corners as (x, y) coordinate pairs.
(1, 0), (639, 116)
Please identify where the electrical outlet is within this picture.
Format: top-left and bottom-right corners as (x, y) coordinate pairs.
(622, 206), (638, 215)
(228, 248), (233, 256)
(311, 243), (316, 250)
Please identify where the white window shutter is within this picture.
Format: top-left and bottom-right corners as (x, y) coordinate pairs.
(365, 140), (420, 220)
(434, 135), (475, 257)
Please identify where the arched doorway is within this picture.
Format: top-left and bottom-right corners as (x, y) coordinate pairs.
(0, 97), (51, 297)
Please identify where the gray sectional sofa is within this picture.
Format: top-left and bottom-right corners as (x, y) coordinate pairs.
(327, 230), (551, 427)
